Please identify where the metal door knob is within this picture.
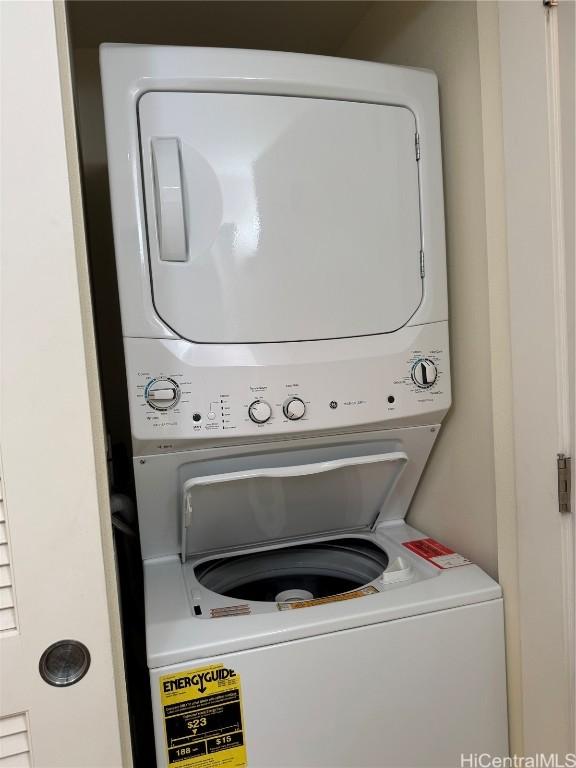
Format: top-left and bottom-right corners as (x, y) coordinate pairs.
(39, 640), (91, 687)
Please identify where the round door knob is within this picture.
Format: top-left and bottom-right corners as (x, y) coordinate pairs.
(283, 397), (306, 420)
(248, 400), (272, 424)
(411, 359), (438, 388)
(145, 377), (181, 410)
(39, 640), (91, 687)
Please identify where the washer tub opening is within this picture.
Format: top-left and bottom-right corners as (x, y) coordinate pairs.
(194, 537), (389, 603)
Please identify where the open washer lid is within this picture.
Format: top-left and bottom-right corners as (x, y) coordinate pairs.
(181, 451), (408, 561)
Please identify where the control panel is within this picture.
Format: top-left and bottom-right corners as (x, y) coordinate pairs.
(125, 322), (450, 454)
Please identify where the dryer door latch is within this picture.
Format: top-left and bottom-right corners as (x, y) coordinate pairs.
(557, 454), (571, 513)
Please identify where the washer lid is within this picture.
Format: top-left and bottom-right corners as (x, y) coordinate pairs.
(180, 451), (408, 561)
(138, 92), (422, 344)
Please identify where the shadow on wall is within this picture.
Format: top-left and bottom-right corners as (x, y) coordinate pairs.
(67, 1), (373, 51)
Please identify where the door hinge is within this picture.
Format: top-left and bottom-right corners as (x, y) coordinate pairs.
(415, 132), (421, 161)
(419, 250), (425, 278)
(557, 453), (571, 512)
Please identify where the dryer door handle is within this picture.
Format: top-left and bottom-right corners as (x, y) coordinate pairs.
(151, 137), (187, 262)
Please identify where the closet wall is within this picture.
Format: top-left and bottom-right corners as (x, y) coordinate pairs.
(341, 1), (500, 576)
(67, 0), (500, 578)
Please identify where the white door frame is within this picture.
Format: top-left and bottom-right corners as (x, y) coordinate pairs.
(0, 2), (131, 764)
(498, 0), (574, 755)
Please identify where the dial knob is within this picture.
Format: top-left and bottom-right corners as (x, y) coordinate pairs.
(283, 397), (306, 421)
(411, 359), (438, 388)
(248, 400), (272, 424)
(145, 378), (181, 410)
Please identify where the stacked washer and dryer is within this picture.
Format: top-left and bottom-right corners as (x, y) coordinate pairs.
(101, 45), (508, 768)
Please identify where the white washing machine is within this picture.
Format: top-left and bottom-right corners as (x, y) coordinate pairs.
(100, 46), (508, 768)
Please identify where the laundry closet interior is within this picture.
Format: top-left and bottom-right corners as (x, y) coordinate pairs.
(65, 2), (513, 765)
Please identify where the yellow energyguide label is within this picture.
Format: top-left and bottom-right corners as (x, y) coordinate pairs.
(160, 663), (247, 768)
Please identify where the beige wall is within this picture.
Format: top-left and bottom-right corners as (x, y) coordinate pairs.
(340, 2), (499, 578)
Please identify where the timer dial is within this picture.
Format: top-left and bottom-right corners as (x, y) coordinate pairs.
(248, 400), (272, 424)
(145, 378), (181, 410)
(411, 359), (438, 389)
(283, 397), (306, 421)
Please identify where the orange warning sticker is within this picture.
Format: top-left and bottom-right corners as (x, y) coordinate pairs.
(403, 538), (472, 569)
(277, 585), (379, 611)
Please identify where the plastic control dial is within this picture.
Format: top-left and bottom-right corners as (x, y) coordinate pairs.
(145, 378), (181, 410)
(283, 397), (306, 420)
(248, 400), (272, 424)
(411, 359), (438, 389)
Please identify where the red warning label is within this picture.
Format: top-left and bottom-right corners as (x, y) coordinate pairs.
(402, 538), (472, 569)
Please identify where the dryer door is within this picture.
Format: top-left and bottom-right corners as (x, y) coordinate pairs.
(138, 93), (422, 344)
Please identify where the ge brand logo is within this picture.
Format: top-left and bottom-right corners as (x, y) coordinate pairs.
(329, 401), (338, 409)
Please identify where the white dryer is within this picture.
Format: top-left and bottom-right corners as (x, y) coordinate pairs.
(100, 45), (508, 768)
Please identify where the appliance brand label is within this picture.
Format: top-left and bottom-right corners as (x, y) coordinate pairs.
(402, 537), (472, 568)
(160, 663), (247, 768)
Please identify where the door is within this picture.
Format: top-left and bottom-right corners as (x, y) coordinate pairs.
(498, 0), (574, 754)
(138, 93), (422, 343)
(0, 3), (130, 765)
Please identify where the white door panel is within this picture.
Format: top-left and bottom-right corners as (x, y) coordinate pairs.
(0, 3), (129, 766)
(139, 93), (422, 343)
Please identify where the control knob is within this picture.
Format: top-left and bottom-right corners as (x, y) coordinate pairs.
(411, 359), (438, 389)
(145, 378), (181, 410)
(248, 400), (272, 424)
(283, 397), (306, 421)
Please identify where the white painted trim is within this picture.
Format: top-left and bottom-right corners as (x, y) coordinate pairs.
(557, 0), (576, 746)
(543, 0), (576, 751)
(477, 2), (524, 753)
(498, 0), (574, 754)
